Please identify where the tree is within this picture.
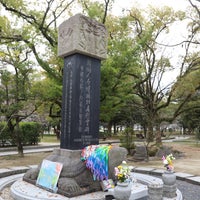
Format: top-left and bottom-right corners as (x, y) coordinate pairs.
(113, 6), (186, 145)
(0, 0), (113, 134)
(99, 13), (142, 133)
(168, 0), (200, 132)
(1, 0), (200, 149)
(0, 43), (39, 156)
(32, 77), (62, 138)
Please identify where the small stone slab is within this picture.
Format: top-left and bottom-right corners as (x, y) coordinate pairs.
(0, 169), (12, 173)
(134, 167), (155, 174)
(27, 165), (38, 169)
(6, 166), (30, 176)
(9, 166), (30, 171)
(174, 172), (194, 181)
(0, 169), (12, 178)
(150, 169), (165, 176)
(186, 176), (200, 185)
(107, 182), (148, 200)
(132, 172), (163, 185)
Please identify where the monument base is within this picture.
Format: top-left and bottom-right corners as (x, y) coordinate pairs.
(23, 147), (128, 198)
(11, 179), (105, 200)
(11, 179), (148, 200)
(11, 172), (183, 200)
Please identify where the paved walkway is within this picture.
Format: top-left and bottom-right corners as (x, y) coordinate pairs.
(0, 165), (200, 200)
(0, 143), (59, 156)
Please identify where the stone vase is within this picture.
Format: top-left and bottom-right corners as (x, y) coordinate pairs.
(162, 170), (176, 185)
(162, 170), (177, 198)
(114, 181), (132, 200)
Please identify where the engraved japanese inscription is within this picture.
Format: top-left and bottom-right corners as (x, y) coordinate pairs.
(58, 13), (107, 60)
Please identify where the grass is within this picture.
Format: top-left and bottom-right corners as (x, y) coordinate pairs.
(168, 137), (200, 148)
(0, 152), (51, 168)
(40, 134), (59, 143)
(0, 135), (58, 168)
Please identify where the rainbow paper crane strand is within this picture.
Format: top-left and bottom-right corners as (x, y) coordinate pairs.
(81, 145), (112, 181)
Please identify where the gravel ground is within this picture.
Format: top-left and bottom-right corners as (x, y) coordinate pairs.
(0, 187), (14, 200)
(0, 180), (200, 200)
(176, 180), (200, 200)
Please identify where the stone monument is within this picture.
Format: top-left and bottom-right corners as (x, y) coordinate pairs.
(58, 13), (107, 150)
(132, 144), (148, 162)
(23, 14), (128, 198)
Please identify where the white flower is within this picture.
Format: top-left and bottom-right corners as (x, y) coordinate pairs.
(163, 160), (169, 165)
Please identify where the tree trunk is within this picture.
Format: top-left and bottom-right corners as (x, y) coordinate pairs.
(15, 118), (24, 157)
(143, 124), (147, 138)
(155, 124), (162, 146)
(147, 121), (154, 143)
(107, 121), (112, 136)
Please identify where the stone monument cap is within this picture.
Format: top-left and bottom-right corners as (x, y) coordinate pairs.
(58, 13), (108, 60)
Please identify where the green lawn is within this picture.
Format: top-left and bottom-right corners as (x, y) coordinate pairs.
(40, 134), (59, 143)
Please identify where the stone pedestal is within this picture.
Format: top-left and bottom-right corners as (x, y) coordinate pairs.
(114, 182), (132, 200)
(162, 171), (177, 198)
(148, 184), (163, 200)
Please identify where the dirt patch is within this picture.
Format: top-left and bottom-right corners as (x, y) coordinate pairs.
(0, 152), (50, 168)
(0, 143), (199, 176)
(128, 142), (200, 176)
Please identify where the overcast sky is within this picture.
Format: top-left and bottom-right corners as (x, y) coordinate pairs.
(112, 0), (192, 15)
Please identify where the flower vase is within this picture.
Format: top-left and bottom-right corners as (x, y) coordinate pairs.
(114, 181), (132, 200)
(162, 170), (176, 185)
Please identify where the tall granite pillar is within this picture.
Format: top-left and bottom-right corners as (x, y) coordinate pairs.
(58, 14), (108, 150)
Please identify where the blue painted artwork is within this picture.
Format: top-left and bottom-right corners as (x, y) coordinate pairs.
(36, 159), (63, 192)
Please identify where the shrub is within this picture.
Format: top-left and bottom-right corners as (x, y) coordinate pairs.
(0, 122), (12, 146)
(120, 127), (135, 154)
(20, 122), (42, 145)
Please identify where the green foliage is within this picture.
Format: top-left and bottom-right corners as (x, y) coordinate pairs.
(19, 122), (41, 145)
(0, 122), (12, 146)
(0, 0), (199, 149)
(0, 16), (12, 35)
(120, 127), (135, 154)
(196, 130), (200, 140)
(179, 103), (200, 135)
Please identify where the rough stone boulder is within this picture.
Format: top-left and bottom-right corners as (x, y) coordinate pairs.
(23, 146), (127, 197)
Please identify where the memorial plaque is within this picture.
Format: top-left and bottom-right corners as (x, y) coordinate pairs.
(60, 54), (101, 149)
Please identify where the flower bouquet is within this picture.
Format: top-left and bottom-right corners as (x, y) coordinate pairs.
(162, 154), (175, 171)
(114, 161), (131, 183)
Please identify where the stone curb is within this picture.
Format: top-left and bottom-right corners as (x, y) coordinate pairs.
(0, 165), (37, 179)
(0, 139), (119, 153)
(0, 144), (60, 152)
(132, 166), (200, 186)
(0, 174), (24, 191)
(0, 165), (200, 189)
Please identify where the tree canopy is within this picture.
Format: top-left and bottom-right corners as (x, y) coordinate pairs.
(0, 0), (200, 153)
